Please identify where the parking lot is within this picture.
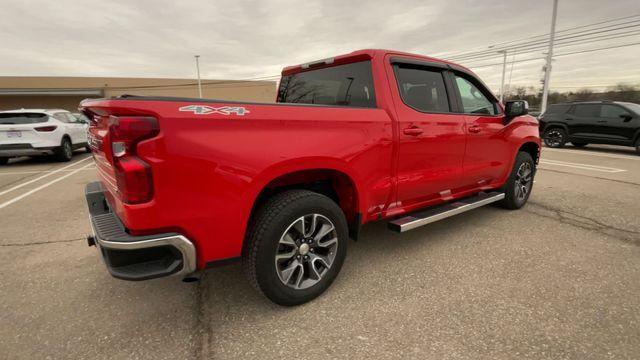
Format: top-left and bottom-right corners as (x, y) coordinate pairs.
(0, 146), (638, 359)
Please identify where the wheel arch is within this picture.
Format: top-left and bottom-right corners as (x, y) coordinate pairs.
(243, 161), (362, 246)
(518, 141), (540, 165)
(542, 122), (569, 134)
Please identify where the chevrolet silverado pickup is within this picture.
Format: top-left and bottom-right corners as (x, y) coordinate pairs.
(80, 49), (540, 306)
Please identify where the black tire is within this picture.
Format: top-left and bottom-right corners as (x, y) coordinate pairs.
(85, 145), (92, 153)
(0, 157), (8, 165)
(635, 139), (640, 155)
(543, 127), (567, 148)
(498, 151), (535, 210)
(54, 137), (73, 162)
(243, 190), (348, 306)
(571, 142), (588, 148)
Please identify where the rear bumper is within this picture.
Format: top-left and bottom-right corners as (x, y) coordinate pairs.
(0, 144), (56, 156)
(85, 181), (197, 281)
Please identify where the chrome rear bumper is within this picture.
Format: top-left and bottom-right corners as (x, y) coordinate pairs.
(85, 181), (197, 281)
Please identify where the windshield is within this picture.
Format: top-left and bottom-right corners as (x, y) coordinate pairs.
(0, 112), (49, 124)
(278, 61), (376, 108)
(621, 102), (640, 115)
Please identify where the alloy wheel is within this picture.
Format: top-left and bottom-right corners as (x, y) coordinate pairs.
(515, 162), (533, 201)
(544, 130), (563, 147)
(275, 214), (338, 290)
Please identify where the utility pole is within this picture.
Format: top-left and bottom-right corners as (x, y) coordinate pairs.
(194, 55), (203, 98)
(541, 0), (559, 113)
(498, 50), (507, 102)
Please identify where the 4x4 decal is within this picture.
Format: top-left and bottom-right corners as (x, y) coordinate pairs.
(179, 105), (250, 116)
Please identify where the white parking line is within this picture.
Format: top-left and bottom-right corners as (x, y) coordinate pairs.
(539, 159), (626, 173)
(0, 167), (95, 176)
(543, 148), (640, 161)
(0, 162), (94, 210)
(0, 156), (92, 196)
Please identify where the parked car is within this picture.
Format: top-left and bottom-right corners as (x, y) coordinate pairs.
(80, 49), (540, 305)
(539, 101), (640, 153)
(0, 109), (90, 164)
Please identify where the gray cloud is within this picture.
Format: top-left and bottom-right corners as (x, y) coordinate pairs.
(1, 0), (639, 92)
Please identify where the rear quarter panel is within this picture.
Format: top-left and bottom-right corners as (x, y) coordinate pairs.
(82, 99), (394, 267)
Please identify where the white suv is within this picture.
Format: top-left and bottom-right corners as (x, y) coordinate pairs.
(0, 109), (89, 164)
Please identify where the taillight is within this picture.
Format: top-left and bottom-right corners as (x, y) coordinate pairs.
(34, 125), (57, 132)
(108, 116), (159, 204)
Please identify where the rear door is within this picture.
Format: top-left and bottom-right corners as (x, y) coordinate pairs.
(568, 104), (601, 139)
(390, 61), (467, 209)
(450, 72), (510, 189)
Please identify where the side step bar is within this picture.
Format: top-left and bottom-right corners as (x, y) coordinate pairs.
(388, 192), (505, 233)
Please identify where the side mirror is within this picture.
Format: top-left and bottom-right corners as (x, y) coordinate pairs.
(504, 100), (529, 120)
(620, 114), (633, 122)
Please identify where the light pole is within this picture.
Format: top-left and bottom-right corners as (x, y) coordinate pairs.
(541, 0), (559, 113)
(194, 55), (203, 98)
(498, 50), (508, 102)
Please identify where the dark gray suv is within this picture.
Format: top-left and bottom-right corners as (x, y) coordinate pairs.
(539, 101), (640, 153)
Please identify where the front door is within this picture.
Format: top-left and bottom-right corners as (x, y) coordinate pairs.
(451, 72), (510, 189)
(391, 62), (467, 210)
(599, 104), (636, 142)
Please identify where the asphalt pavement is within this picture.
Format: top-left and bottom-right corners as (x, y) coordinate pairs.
(0, 145), (639, 359)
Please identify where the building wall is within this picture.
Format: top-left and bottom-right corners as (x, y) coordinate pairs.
(0, 76), (277, 111)
(0, 96), (88, 112)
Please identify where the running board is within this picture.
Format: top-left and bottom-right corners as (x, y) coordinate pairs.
(388, 192), (505, 233)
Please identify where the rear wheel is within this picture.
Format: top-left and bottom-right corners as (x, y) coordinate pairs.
(543, 128), (567, 148)
(0, 157), (8, 165)
(243, 190), (348, 306)
(498, 151), (535, 210)
(571, 142), (588, 148)
(55, 137), (73, 162)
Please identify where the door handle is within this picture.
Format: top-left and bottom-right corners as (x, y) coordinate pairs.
(597, 120), (607, 123)
(468, 125), (481, 133)
(403, 126), (423, 136)
(565, 117), (573, 121)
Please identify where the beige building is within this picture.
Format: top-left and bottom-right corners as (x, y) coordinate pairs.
(0, 76), (277, 111)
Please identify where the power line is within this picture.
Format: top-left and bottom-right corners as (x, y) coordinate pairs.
(468, 41), (640, 69)
(435, 14), (640, 58)
(447, 21), (640, 61)
(459, 30), (640, 65)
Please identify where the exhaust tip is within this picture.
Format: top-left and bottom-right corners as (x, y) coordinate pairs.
(182, 276), (200, 283)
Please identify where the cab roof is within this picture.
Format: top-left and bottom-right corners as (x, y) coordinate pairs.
(282, 49), (474, 76)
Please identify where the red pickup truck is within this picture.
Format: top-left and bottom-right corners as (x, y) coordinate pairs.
(81, 49), (540, 305)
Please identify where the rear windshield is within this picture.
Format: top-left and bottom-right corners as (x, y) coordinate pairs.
(277, 61), (376, 108)
(0, 113), (49, 124)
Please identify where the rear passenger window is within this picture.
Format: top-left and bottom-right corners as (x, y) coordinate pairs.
(53, 113), (70, 122)
(573, 105), (600, 117)
(394, 66), (450, 113)
(547, 104), (571, 114)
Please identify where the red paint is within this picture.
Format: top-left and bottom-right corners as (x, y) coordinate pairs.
(81, 49), (540, 269)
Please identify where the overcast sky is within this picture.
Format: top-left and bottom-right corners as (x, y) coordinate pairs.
(1, 0), (639, 92)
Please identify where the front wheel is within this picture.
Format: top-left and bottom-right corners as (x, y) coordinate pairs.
(498, 151), (535, 210)
(543, 128), (567, 148)
(635, 139), (640, 155)
(0, 157), (9, 165)
(243, 190), (348, 306)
